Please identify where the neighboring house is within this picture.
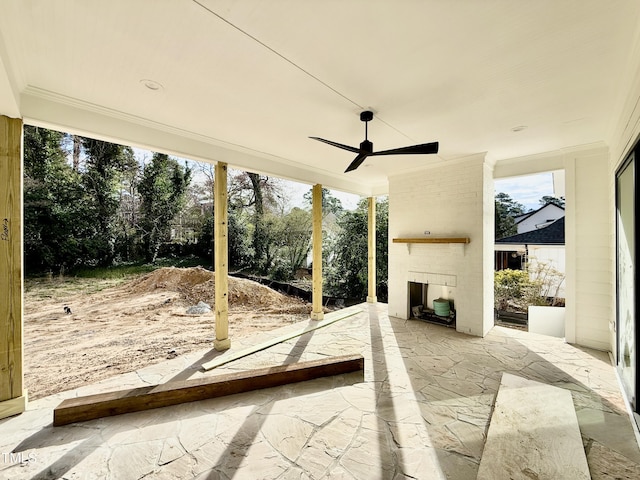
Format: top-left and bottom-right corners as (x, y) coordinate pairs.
(513, 203), (565, 234)
(495, 217), (565, 297)
(496, 203), (565, 272)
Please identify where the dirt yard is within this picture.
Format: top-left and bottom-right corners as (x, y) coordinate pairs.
(23, 267), (312, 400)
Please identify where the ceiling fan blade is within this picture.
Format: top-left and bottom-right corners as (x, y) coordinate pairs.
(371, 142), (439, 156)
(344, 152), (370, 173)
(309, 137), (360, 153)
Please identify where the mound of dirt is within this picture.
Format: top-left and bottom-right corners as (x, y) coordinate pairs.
(127, 266), (310, 313)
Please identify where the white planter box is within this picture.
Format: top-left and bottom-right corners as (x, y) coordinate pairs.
(528, 306), (565, 338)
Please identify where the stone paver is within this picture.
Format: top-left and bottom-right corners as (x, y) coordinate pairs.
(0, 303), (639, 479)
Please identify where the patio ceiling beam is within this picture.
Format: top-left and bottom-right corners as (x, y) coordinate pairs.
(0, 115), (25, 420)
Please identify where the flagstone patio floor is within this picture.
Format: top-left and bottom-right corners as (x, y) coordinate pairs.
(1, 303), (639, 479)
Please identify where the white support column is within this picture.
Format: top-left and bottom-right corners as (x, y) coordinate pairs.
(564, 157), (577, 344)
(367, 197), (377, 303)
(214, 162), (230, 351)
(311, 184), (324, 320)
(0, 115), (25, 420)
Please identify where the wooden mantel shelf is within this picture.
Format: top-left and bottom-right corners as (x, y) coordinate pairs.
(393, 237), (470, 244)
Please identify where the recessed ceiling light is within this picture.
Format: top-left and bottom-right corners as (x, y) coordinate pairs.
(140, 79), (163, 91)
(511, 125), (527, 132)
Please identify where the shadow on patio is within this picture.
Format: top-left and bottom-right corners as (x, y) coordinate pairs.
(1, 303), (639, 479)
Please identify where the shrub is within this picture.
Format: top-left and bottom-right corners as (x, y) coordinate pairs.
(494, 261), (566, 312)
(494, 269), (530, 311)
(270, 258), (294, 282)
(527, 260), (565, 305)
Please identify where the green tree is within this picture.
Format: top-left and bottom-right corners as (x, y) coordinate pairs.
(281, 207), (312, 276)
(138, 153), (192, 262)
(23, 126), (88, 273)
(81, 137), (137, 266)
(228, 171), (284, 272)
(227, 208), (252, 268)
(326, 197), (388, 301)
(114, 157), (141, 261)
(194, 164), (253, 269)
(495, 192), (526, 239)
(303, 187), (344, 216)
(539, 195), (565, 208)
(248, 172), (268, 270)
(197, 207), (251, 269)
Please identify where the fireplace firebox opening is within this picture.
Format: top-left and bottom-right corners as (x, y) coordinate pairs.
(408, 281), (456, 327)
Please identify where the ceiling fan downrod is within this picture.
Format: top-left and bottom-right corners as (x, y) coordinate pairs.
(360, 110), (374, 141)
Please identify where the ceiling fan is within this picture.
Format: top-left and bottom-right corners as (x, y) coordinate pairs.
(310, 111), (439, 173)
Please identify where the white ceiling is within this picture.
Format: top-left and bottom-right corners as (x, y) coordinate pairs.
(1, 0), (639, 195)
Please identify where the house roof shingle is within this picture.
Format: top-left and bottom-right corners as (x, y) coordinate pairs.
(496, 217), (565, 245)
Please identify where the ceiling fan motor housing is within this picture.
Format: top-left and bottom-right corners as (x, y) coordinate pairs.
(360, 140), (373, 153)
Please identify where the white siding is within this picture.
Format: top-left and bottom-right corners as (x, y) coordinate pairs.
(572, 152), (611, 351)
(516, 204), (565, 234)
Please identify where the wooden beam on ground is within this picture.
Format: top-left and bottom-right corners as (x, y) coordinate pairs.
(367, 197), (377, 303)
(0, 115), (25, 420)
(311, 184), (324, 320)
(53, 354), (365, 426)
(214, 162), (230, 351)
(202, 305), (362, 371)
